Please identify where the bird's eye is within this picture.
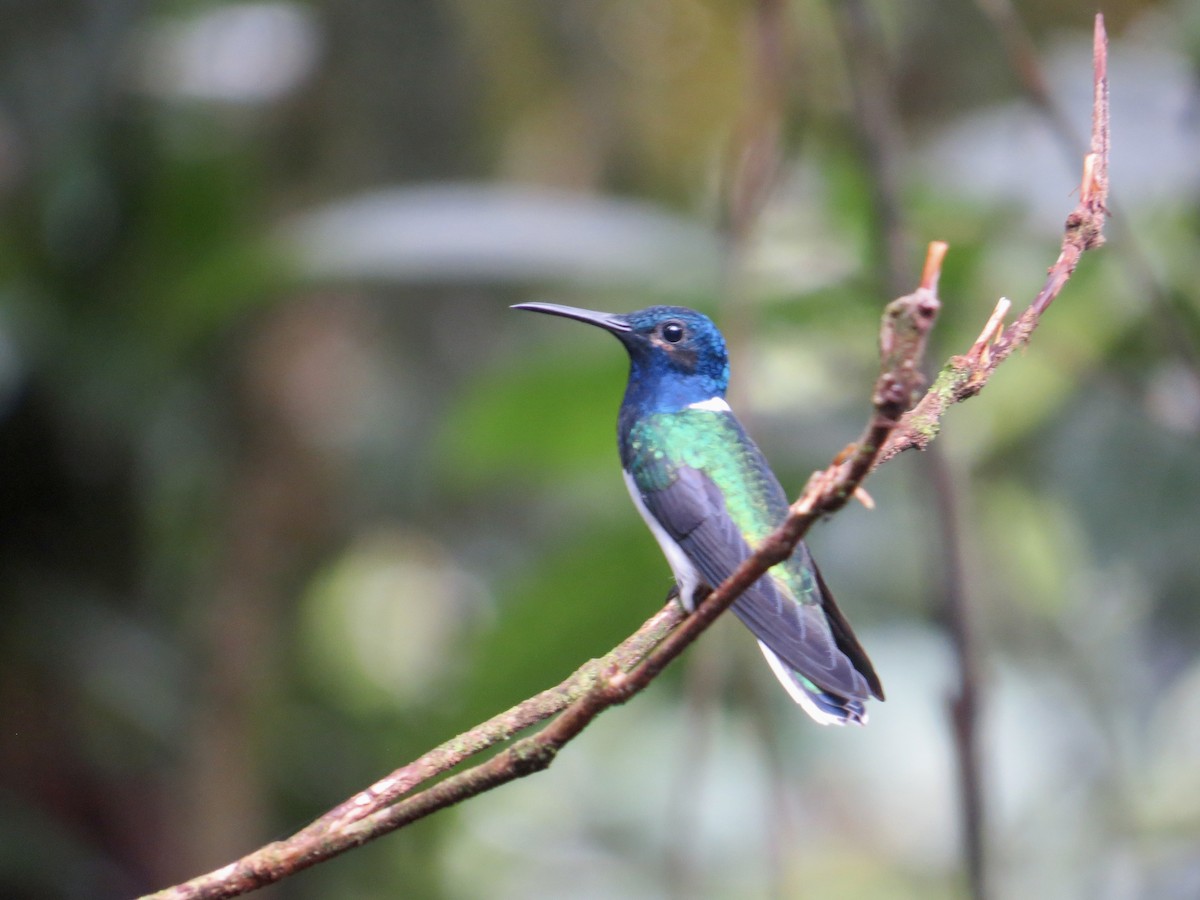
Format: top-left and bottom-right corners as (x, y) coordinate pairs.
(661, 322), (685, 343)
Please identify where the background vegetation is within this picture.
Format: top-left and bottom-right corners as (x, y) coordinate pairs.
(1, 1), (1198, 898)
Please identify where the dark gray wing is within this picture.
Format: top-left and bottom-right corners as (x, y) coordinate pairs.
(640, 465), (882, 701)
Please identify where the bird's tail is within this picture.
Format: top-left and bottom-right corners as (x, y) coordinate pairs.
(757, 641), (869, 726)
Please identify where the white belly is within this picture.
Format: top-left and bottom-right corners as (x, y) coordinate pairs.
(622, 470), (702, 610)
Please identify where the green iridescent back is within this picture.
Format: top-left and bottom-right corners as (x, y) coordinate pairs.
(623, 408), (820, 605)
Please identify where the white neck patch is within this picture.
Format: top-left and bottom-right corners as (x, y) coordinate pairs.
(687, 397), (731, 412)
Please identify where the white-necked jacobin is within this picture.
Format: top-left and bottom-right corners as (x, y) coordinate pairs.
(514, 302), (884, 725)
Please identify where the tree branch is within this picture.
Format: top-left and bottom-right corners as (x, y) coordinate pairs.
(878, 14), (1109, 464)
(141, 15), (1110, 899)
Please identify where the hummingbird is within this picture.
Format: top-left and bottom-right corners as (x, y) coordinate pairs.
(513, 302), (884, 725)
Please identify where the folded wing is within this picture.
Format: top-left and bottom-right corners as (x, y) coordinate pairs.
(638, 463), (883, 709)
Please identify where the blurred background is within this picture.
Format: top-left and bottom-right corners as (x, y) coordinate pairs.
(2, 1), (1199, 898)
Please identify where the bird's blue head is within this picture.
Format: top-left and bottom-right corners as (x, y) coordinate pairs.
(513, 302), (730, 414)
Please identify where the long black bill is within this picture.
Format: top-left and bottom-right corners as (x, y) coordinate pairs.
(511, 302), (632, 334)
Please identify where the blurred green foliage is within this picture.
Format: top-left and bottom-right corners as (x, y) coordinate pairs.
(2, 1), (1199, 899)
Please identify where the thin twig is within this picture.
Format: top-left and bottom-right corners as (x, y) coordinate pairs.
(923, 448), (986, 899)
(974, 0), (1200, 375)
(878, 14), (1109, 464)
(972, 0), (1080, 152)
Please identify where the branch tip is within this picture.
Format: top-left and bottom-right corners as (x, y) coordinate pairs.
(1093, 15), (1108, 92)
(1089, 14), (1110, 210)
(921, 241), (949, 292)
(970, 297), (1011, 361)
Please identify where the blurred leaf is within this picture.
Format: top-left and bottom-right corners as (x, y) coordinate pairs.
(282, 183), (722, 291)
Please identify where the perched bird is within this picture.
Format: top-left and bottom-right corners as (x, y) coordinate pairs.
(513, 302), (884, 724)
